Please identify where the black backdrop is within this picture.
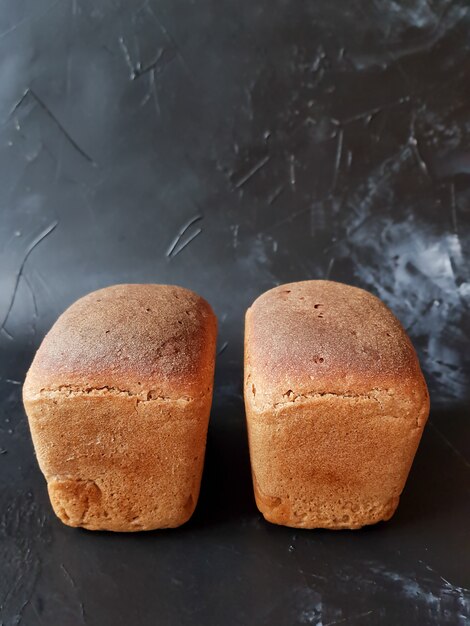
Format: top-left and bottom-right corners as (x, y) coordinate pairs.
(1, 1), (469, 625)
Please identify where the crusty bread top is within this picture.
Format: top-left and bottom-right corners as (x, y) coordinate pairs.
(245, 280), (428, 409)
(24, 284), (217, 400)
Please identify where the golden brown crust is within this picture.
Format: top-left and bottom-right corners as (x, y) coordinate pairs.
(23, 284), (217, 531)
(24, 284), (217, 401)
(245, 280), (427, 408)
(244, 280), (429, 529)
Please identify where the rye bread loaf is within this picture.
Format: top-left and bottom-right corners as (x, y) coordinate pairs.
(23, 284), (217, 531)
(244, 280), (429, 529)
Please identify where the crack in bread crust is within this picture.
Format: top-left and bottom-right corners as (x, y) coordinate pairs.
(248, 387), (393, 412)
(29, 385), (211, 403)
(248, 386), (429, 428)
(272, 388), (391, 408)
(247, 380), (428, 419)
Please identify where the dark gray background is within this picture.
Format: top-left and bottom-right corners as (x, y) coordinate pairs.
(1, 0), (469, 624)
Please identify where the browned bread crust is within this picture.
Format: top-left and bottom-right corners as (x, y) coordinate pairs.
(244, 280), (429, 529)
(24, 283), (216, 400)
(23, 284), (217, 531)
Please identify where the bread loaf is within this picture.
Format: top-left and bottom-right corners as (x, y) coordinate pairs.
(23, 284), (217, 531)
(244, 280), (429, 529)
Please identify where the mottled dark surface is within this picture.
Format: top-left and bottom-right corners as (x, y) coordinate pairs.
(1, 0), (469, 624)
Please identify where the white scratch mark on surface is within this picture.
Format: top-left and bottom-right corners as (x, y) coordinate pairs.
(168, 228), (202, 258)
(233, 155), (270, 189)
(289, 154), (296, 191)
(267, 185), (284, 205)
(325, 257), (335, 280)
(231, 224), (239, 249)
(217, 341), (228, 356)
(166, 214), (203, 257)
(118, 36), (135, 78)
(409, 115), (430, 177)
(0, 221), (58, 334)
(341, 96), (410, 125)
(332, 128), (343, 190)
